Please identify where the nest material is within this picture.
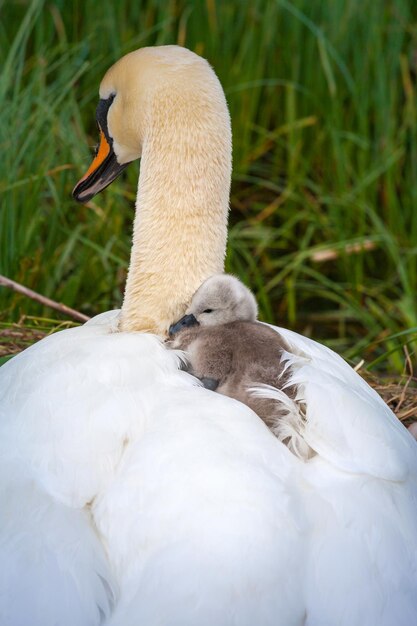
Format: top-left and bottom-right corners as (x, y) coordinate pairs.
(361, 372), (417, 428)
(0, 317), (76, 358)
(0, 326), (46, 356)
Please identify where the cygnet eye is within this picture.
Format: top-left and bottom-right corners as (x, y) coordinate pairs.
(203, 309), (213, 314)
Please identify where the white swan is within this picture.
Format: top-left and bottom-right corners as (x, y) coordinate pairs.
(1, 45), (417, 626)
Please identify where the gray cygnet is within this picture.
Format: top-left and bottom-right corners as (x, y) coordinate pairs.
(168, 275), (302, 450)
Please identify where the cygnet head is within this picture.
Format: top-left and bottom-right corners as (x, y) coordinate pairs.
(169, 274), (258, 335)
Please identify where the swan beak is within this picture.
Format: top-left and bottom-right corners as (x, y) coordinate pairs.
(72, 127), (129, 203)
(169, 314), (199, 336)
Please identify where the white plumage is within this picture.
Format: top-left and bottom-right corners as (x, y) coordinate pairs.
(1, 45), (417, 626)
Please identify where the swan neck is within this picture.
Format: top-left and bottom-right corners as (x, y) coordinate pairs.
(119, 96), (231, 335)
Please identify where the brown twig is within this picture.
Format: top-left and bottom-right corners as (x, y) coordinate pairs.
(0, 275), (90, 323)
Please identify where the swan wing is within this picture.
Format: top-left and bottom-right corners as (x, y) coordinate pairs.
(257, 326), (417, 626)
(270, 325), (417, 480)
(0, 469), (116, 626)
(95, 388), (307, 626)
(0, 311), (173, 625)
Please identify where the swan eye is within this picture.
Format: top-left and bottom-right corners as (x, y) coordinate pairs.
(203, 309), (213, 314)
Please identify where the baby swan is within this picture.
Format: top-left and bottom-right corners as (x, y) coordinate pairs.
(169, 274), (309, 457)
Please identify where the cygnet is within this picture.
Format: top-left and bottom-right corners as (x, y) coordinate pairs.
(169, 274), (309, 457)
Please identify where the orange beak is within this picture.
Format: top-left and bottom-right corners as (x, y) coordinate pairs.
(72, 124), (129, 204)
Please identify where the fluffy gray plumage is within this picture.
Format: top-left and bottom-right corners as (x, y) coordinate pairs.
(168, 275), (300, 446)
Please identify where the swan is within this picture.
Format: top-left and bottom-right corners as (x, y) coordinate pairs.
(0, 45), (416, 626)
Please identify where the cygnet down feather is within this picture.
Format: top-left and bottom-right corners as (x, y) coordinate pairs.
(168, 274), (309, 457)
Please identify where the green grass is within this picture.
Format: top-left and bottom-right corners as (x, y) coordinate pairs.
(1, 0), (416, 372)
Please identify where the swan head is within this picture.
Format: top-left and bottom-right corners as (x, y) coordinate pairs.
(169, 274), (258, 335)
(73, 45), (228, 203)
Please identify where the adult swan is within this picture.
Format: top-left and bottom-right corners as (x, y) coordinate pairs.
(0, 46), (416, 626)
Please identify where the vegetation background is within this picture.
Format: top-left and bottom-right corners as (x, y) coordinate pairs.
(1, 0), (417, 373)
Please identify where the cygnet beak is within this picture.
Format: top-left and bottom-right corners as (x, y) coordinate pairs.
(169, 314), (199, 336)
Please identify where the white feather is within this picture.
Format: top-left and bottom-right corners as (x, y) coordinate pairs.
(249, 383), (311, 460)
